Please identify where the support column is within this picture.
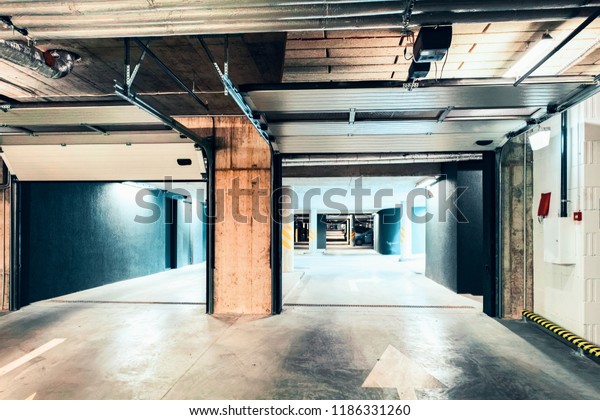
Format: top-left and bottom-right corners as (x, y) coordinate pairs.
(317, 214), (327, 250)
(349, 214), (355, 246)
(309, 209), (317, 253)
(374, 208), (401, 255)
(179, 117), (272, 315)
(281, 186), (294, 273)
(500, 136), (533, 318)
(0, 160), (9, 312)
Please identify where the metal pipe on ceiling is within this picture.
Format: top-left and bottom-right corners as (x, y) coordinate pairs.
(414, 0), (600, 13)
(0, 3), (597, 39)
(2, 0), (596, 16)
(0, 0), (401, 16)
(10, 2), (408, 27)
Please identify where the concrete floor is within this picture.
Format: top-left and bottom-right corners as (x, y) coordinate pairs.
(0, 253), (599, 400)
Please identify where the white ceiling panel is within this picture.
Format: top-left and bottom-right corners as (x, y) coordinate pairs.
(270, 119), (525, 137)
(0, 105), (161, 126)
(0, 132), (191, 145)
(276, 134), (503, 154)
(1, 143), (206, 181)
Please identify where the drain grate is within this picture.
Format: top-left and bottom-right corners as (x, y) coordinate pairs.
(284, 303), (475, 309)
(50, 299), (205, 306)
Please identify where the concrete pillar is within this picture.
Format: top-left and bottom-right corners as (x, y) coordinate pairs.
(500, 136), (534, 318)
(0, 158), (9, 312)
(309, 209), (318, 253)
(317, 214), (327, 250)
(178, 117), (272, 315)
(374, 208), (401, 255)
(349, 214), (355, 246)
(281, 186), (294, 273)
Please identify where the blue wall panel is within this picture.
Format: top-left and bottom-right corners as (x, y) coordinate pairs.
(20, 182), (168, 306)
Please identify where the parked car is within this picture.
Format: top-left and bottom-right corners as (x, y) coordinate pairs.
(353, 229), (373, 246)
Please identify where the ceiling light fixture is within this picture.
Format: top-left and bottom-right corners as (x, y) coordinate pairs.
(415, 176), (441, 188)
(504, 32), (556, 79)
(529, 128), (551, 151)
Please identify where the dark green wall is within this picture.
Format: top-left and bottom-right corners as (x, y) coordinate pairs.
(19, 182), (168, 306)
(456, 166), (484, 295)
(425, 162), (484, 295)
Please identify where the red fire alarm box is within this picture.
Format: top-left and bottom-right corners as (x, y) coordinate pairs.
(574, 211), (582, 221)
(538, 192), (551, 217)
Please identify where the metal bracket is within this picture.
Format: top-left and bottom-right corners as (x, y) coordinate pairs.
(198, 36), (273, 146)
(124, 38), (209, 112)
(437, 106), (454, 123)
(114, 83), (213, 154)
(127, 40), (151, 88)
(349, 108), (356, 125)
(0, 16), (29, 38)
(403, 82), (419, 91)
(81, 123), (109, 136)
(1, 124), (35, 136)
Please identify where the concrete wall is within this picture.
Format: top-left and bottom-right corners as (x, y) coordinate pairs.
(19, 182), (168, 306)
(532, 94), (600, 342)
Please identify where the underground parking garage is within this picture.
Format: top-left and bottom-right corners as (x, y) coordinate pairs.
(0, 0), (600, 408)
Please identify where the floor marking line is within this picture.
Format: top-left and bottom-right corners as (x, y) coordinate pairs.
(0, 339), (65, 377)
(285, 303), (475, 309)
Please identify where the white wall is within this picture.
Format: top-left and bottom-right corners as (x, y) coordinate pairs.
(532, 93), (600, 342)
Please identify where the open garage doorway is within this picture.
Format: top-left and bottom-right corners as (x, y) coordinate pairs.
(3, 143), (208, 309)
(280, 156), (497, 316)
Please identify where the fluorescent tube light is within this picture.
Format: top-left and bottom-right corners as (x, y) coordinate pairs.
(415, 176), (440, 188)
(504, 33), (556, 79)
(529, 129), (551, 151)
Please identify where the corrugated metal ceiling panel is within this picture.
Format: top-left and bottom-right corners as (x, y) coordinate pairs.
(0, 106), (161, 126)
(245, 82), (586, 113)
(269, 119), (525, 136)
(1, 143), (205, 181)
(277, 134), (501, 154)
(0, 132), (189, 145)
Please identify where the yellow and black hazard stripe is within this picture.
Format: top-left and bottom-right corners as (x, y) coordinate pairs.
(522, 310), (600, 363)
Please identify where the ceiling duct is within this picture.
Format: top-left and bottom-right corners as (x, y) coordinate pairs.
(0, 39), (78, 79)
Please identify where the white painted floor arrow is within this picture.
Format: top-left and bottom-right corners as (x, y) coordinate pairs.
(362, 345), (445, 399)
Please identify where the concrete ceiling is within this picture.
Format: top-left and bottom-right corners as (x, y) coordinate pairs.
(0, 35), (286, 115)
(284, 20), (600, 82)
